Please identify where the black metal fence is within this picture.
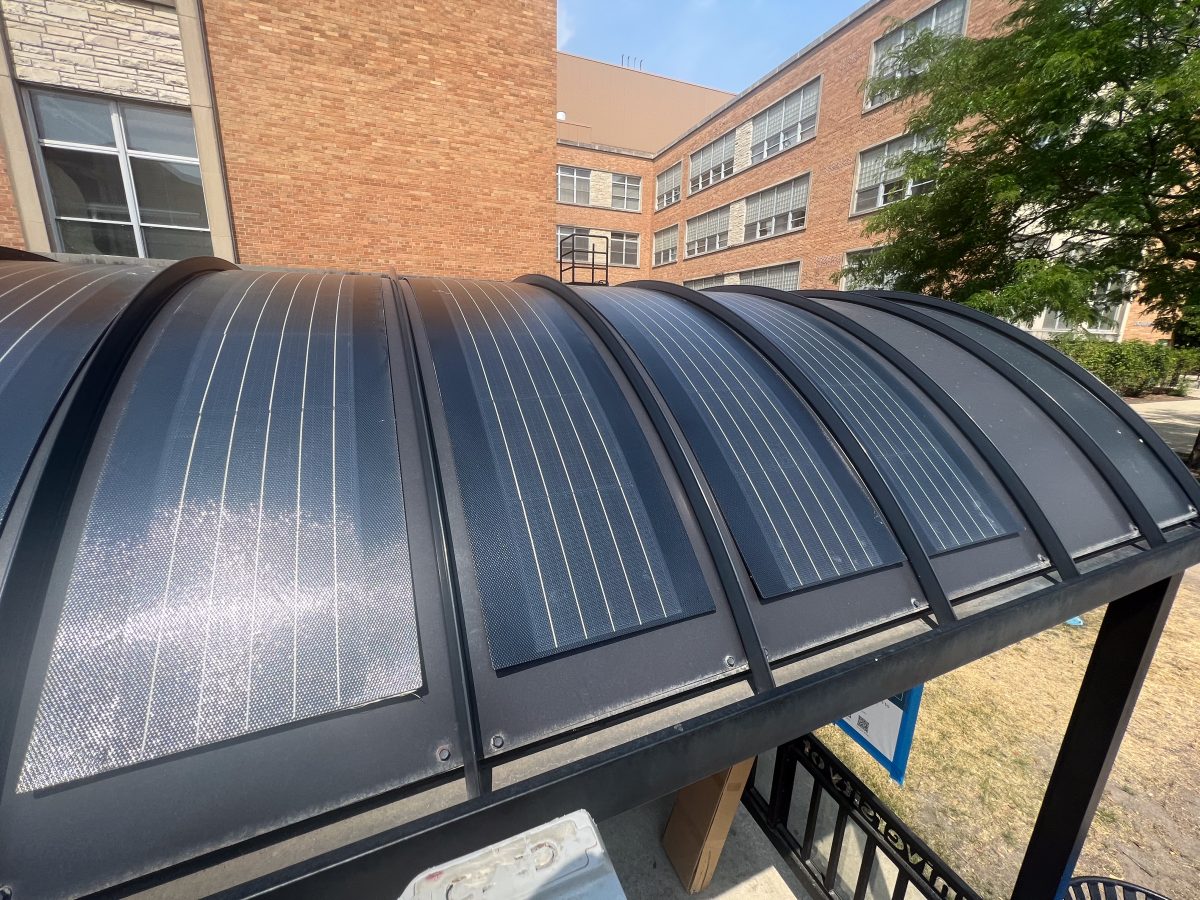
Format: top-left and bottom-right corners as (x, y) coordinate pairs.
(744, 734), (979, 900)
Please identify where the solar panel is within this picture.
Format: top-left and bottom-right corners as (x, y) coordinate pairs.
(576, 286), (902, 599)
(18, 271), (419, 792)
(0, 261), (154, 526)
(412, 279), (713, 670)
(710, 291), (1013, 554)
(915, 307), (1194, 527)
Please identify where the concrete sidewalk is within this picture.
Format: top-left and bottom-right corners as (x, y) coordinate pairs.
(1128, 396), (1200, 457)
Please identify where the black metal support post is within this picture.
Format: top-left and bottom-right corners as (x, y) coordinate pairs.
(1013, 574), (1182, 899)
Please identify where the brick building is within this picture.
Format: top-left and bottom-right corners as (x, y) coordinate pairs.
(0, 0), (1167, 338)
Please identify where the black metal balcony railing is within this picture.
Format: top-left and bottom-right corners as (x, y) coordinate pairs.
(745, 734), (979, 900)
(559, 233), (609, 285)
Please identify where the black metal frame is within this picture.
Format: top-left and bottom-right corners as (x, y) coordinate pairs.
(211, 529), (1200, 898)
(735, 286), (1077, 580)
(880, 290), (1200, 512)
(830, 291), (1165, 547)
(399, 276), (752, 760)
(744, 734), (979, 900)
(558, 233), (609, 285)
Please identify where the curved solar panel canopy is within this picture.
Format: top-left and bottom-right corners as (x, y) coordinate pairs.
(0, 251), (1197, 900)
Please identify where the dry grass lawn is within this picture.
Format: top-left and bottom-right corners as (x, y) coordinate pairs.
(817, 567), (1200, 900)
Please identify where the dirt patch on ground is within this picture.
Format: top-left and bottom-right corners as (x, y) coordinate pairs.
(817, 568), (1200, 899)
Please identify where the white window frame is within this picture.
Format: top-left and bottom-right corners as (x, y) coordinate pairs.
(865, 0), (968, 110)
(689, 132), (736, 195)
(24, 87), (211, 258)
(685, 206), (730, 258)
(556, 224), (590, 260)
(749, 78), (821, 166)
(852, 133), (937, 215)
(743, 175), (810, 243)
(684, 273), (728, 290)
(610, 230), (639, 267)
(653, 226), (678, 267)
(738, 262), (801, 291)
(656, 162), (682, 210)
(610, 173), (641, 212)
(557, 165), (591, 205)
(841, 247), (892, 290)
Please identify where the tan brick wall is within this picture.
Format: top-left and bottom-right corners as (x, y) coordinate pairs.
(1121, 298), (1171, 343)
(0, 149), (24, 248)
(2, 0), (189, 104)
(203, 0), (556, 278)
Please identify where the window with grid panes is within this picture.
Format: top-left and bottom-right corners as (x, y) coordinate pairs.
(653, 225), (678, 266)
(557, 165), (591, 204)
(744, 176), (810, 242)
(611, 173), (641, 211)
(689, 132), (735, 193)
(685, 207), (729, 257)
(557, 224), (591, 260)
(27, 89), (213, 259)
(738, 262), (800, 291)
(656, 163), (682, 209)
(854, 133), (936, 214)
(866, 0), (967, 108)
(684, 273), (728, 290)
(842, 248), (893, 289)
(750, 80), (820, 165)
(610, 231), (639, 266)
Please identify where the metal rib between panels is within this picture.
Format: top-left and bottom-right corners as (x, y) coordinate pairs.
(407, 277), (714, 671)
(576, 284), (904, 601)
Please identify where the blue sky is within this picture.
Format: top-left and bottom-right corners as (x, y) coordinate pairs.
(557, 0), (869, 93)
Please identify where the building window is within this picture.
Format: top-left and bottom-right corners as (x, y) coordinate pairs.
(866, 0), (967, 109)
(684, 274), (727, 290)
(557, 224), (591, 260)
(26, 89), (212, 259)
(1033, 277), (1128, 339)
(689, 132), (735, 194)
(750, 80), (820, 165)
(744, 176), (810, 242)
(685, 206), (729, 257)
(739, 262), (800, 291)
(611, 173), (641, 211)
(656, 163), (682, 210)
(610, 231), (639, 266)
(842, 248), (892, 290)
(653, 225), (678, 266)
(853, 133), (936, 214)
(557, 165), (591, 205)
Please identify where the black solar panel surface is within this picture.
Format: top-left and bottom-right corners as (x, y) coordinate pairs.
(19, 271), (419, 791)
(0, 261), (153, 526)
(415, 279), (713, 670)
(917, 307), (1194, 527)
(712, 291), (1013, 554)
(577, 286), (902, 599)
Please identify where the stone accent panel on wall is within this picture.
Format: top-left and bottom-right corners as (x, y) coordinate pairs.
(1, 0), (188, 104)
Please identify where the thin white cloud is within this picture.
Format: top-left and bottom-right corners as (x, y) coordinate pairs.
(558, 4), (576, 49)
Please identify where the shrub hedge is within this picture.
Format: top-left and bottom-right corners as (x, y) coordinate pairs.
(1049, 336), (1200, 397)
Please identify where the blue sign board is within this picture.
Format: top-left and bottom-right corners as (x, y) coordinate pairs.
(836, 685), (924, 785)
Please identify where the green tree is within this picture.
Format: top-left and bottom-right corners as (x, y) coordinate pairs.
(841, 0), (1200, 336)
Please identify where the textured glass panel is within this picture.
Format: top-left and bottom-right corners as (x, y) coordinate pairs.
(713, 292), (1014, 554)
(580, 286), (902, 598)
(20, 271), (418, 791)
(142, 226), (214, 260)
(0, 262), (151, 525)
(417, 279), (713, 670)
(122, 103), (199, 157)
(31, 91), (115, 146)
(919, 307), (1194, 527)
(58, 220), (137, 256)
(131, 158), (208, 228)
(43, 147), (130, 221)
